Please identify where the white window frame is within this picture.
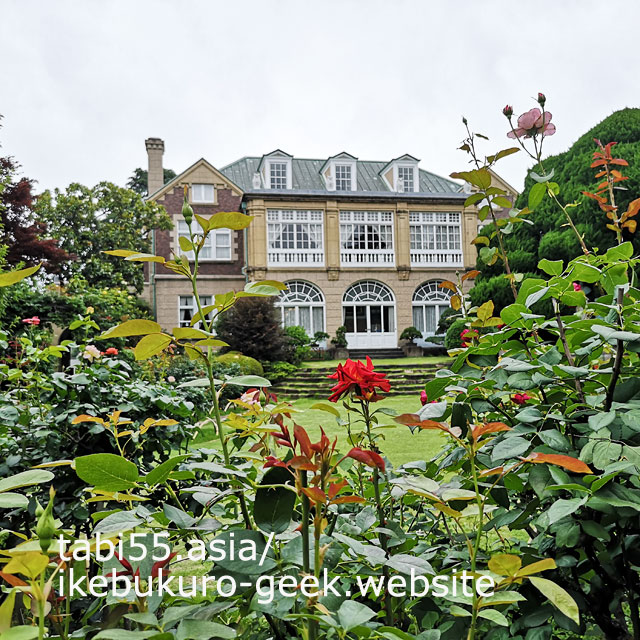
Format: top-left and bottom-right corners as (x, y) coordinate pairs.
(178, 295), (213, 328)
(276, 281), (326, 338)
(342, 281), (397, 346)
(412, 280), (453, 337)
(397, 165), (416, 192)
(191, 183), (215, 203)
(409, 211), (463, 267)
(267, 210), (325, 267)
(334, 164), (354, 191)
(178, 220), (232, 261)
(340, 211), (395, 267)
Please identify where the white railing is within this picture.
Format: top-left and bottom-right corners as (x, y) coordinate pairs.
(411, 250), (463, 267)
(341, 250), (395, 267)
(268, 249), (325, 267)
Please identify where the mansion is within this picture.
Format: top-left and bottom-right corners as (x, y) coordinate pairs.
(143, 140), (508, 349)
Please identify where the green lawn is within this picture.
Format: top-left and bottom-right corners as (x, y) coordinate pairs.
(303, 356), (450, 369)
(193, 394), (445, 468)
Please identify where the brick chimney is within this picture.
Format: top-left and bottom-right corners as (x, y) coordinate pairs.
(145, 138), (165, 196)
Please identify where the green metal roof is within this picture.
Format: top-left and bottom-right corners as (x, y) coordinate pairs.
(220, 156), (462, 195)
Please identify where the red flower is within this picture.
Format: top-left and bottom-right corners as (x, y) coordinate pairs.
(22, 316), (41, 326)
(105, 347), (119, 356)
(460, 328), (478, 344)
(420, 390), (428, 406)
(512, 393), (532, 405)
(327, 357), (390, 403)
(572, 282), (582, 292)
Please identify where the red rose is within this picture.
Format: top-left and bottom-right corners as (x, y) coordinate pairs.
(105, 347), (119, 356)
(327, 356), (390, 403)
(420, 390), (428, 406)
(512, 393), (532, 405)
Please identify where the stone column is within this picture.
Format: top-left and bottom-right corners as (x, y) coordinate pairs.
(325, 200), (340, 281)
(395, 203), (410, 280)
(246, 199), (267, 281)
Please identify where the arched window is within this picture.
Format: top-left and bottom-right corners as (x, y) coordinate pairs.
(412, 280), (452, 336)
(342, 281), (395, 335)
(276, 281), (325, 336)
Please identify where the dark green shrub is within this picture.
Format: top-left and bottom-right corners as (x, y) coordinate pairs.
(436, 307), (461, 334)
(400, 326), (422, 343)
(214, 297), (291, 362)
(331, 325), (348, 348)
(444, 318), (468, 349)
(216, 351), (264, 376)
(284, 325), (313, 364)
(263, 360), (299, 383)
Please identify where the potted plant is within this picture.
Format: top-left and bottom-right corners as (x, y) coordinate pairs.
(330, 325), (349, 360)
(399, 326), (423, 356)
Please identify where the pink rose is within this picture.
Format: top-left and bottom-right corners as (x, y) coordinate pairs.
(420, 390), (428, 406)
(507, 108), (556, 139)
(573, 282), (582, 291)
(22, 316), (41, 326)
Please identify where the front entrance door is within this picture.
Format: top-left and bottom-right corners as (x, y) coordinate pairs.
(343, 303), (396, 348)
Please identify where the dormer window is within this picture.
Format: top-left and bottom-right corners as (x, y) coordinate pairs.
(397, 166), (415, 192)
(335, 165), (352, 191)
(321, 153), (357, 191)
(192, 183), (215, 203)
(270, 162), (288, 189)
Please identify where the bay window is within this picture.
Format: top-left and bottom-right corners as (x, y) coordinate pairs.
(267, 210), (324, 267)
(410, 212), (463, 266)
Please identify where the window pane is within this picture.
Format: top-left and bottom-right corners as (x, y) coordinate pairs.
(355, 306), (367, 333)
(370, 306), (382, 333)
(344, 306), (354, 332)
(283, 307), (296, 327)
(312, 306), (324, 333)
(425, 306), (437, 334)
(384, 306), (395, 332)
(298, 307), (311, 334)
(413, 306), (424, 333)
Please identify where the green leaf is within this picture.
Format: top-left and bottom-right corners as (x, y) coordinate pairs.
(124, 253), (165, 263)
(75, 453), (139, 491)
(605, 241), (633, 261)
(538, 259), (563, 276)
(176, 619), (237, 640)
(179, 236), (194, 252)
(145, 455), (190, 487)
(210, 529), (275, 574)
(477, 300), (494, 322)
(528, 182), (547, 211)
(254, 466), (295, 534)
(546, 498), (585, 525)
(528, 576), (579, 625)
(477, 609), (509, 626)
(488, 553), (522, 576)
(0, 588), (17, 634)
(487, 147), (520, 163)
(0, 469), (54, 493)
(0, 626), (40, 640)
(225, 375), (272, 387)
(385, 554), (433, 576)
(464, 193), (485, 207)
(0, 263), (41, 288)
(570, 262), (601, 283)
(337, 600), (376, 631)
(99, 319), (162, 339)
(0, 493), (29, 508)
(208, 212), (253, 231)
(450, 168), (492, 190)
(94, 511), (143, 534)
(164, 504), (196, 528)
(492, 196), (513, 208)
(172, 327), (209, 340)
(492, 436), (530, 461)
(310, 402), (340, 417)
(134, 334), (173, 360)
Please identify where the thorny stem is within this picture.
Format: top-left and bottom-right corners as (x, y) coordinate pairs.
(360, 399), (393, 626)
(188, 219), (252, 529)
(552, 299), (586, 406)
(464, 121), (518, 301)
(605, 288), (625, 412)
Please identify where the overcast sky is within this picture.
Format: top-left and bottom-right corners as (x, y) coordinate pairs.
(2, 0), (639, 195)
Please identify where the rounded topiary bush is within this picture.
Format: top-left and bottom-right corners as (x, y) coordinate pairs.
(216, 351), (264, 376)
(444, 318), (468, 350)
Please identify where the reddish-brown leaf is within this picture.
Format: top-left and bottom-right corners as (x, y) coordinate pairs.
(524, 453), (593, 474)
(472, 422), (512, 441)
(293, 424), (313, 457)
(302, 487), (327, 504)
